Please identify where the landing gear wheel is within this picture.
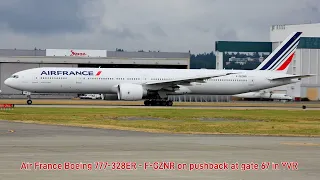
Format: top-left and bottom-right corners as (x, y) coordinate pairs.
(166, 100), (173, 106)
(27, 100), (32, 105)
(144, 99), (173, 106)
(144, 100), (151, 106)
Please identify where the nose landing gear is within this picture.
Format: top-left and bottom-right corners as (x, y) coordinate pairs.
(26, 95), (32, 105)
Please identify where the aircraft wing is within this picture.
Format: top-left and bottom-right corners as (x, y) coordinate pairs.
(268, 74), (316, 81)
(144, 72), (237, 87)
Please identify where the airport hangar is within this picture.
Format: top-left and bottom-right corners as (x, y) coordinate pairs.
(214, 23), (320, 101)
(0, 49), (190, 99)
(2, 23), (320, 102)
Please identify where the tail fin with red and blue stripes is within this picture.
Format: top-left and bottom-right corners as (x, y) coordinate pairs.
(255, 32), (302, 73)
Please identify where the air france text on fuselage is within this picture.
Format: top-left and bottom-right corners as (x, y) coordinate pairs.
(41, 71), (94, 76)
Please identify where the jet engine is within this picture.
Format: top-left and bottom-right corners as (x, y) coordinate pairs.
(117, 83), (147, 101)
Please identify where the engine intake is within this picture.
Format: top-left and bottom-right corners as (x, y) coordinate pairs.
(117, 83), (147, 101)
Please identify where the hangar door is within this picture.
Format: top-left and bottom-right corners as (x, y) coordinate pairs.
(307, 88), (318, 101)
(0, 63), (39, 94)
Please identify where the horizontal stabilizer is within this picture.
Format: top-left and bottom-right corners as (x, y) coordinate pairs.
(268, 74), (315, 81)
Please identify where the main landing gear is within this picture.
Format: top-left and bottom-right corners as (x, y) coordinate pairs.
(144, 99), (173, 106)
(27, 95), (32, 105)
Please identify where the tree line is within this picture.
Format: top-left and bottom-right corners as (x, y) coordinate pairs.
(190, 51), (269, 70)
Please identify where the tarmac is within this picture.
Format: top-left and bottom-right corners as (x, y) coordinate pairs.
(14, 104), (320, 110)
(0, 120), (319, 180)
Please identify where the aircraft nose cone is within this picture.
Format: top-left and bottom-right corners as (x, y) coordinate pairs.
(4, 78), (12, 87)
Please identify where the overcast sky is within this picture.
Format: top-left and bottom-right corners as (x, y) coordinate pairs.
(0, 0), (319, 54)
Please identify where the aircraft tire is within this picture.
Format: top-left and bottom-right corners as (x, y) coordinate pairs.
(27, 100), (32, 105)
(144, 100), (151, 106)
(166, 100), (173, 106)
(144, 100), (173, 106)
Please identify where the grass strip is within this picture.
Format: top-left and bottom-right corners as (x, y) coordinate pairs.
(0, 107), (319, 136)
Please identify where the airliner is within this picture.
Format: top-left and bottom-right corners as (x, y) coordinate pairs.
(4, 32), (314, 106)
(233, 91), (293, 101)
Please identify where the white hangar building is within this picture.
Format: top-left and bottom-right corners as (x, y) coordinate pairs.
(215, 23), (320, 101)
(270, 23), (320, 101)
(0, 48), (190, 98)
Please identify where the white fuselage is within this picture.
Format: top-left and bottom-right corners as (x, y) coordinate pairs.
(4, 67), (299, 96)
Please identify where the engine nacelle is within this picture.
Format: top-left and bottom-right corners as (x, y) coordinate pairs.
(117, 83), (147, 101)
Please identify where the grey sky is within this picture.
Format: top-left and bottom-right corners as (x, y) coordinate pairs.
(0, 0), (319, 53)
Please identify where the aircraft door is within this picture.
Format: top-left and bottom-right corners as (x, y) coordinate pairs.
(248, 78), (254, 86)
(248, 76), (255, 91)
(248, 76), (254, 86)
(31, 75), (39, 85)
(76, 77), (83, 84)
(75, 76), (83, 91)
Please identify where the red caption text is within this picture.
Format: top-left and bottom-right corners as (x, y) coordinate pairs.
(20, 161), (299, 171)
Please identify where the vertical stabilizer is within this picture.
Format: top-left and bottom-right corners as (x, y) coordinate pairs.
(255, 32), (302, 73)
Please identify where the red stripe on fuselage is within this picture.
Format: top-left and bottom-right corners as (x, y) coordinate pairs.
(96, 71), (102, 76)
(277, 53), (295, 71)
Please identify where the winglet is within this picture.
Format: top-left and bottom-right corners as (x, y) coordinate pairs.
(255, 32), (302, 73)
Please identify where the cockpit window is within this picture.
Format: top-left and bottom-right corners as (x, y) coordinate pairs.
(11, 75), (19, 78)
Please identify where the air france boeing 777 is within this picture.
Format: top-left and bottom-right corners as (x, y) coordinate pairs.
(4, 32), (314, 106)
